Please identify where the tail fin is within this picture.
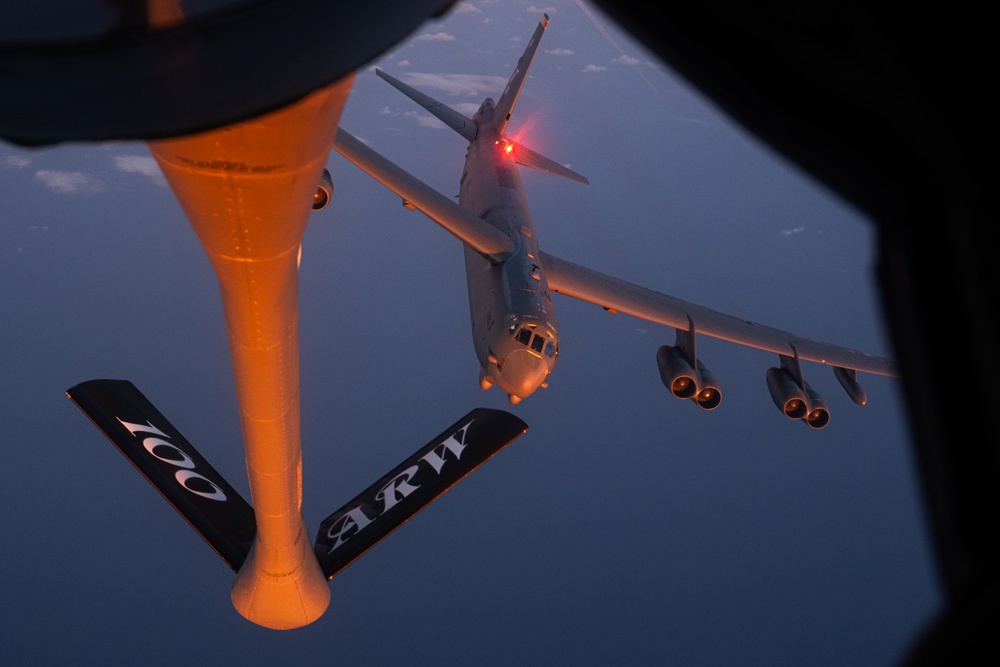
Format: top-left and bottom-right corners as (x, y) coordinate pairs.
(375, 15), (586, 185)
(67, 379), (256, 571)
(495, 15), (588, 184)
(314, 407), (528, 579)
(494, 14), (548, 136)
(376, 68), (477, 142)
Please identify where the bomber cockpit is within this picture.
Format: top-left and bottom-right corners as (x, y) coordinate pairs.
(487, 318), (558, 403)
(509, 321), (558, 358)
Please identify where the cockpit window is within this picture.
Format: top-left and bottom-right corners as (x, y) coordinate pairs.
(513, 326), (555, 356)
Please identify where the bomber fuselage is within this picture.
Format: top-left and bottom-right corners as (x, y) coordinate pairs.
(459, 99), (559, 403)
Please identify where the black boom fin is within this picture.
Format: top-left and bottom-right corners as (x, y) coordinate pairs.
(314, 407), (528, 579)
(67, 379), (256, 571)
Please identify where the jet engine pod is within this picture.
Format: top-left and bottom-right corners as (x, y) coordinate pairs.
(657, 345), (697, 398)
(766, 366), (808, 419)
(692, 364), (722, 410)
(765, 367), (830, 428)
(656, 345), (722, 410)
(312, 168), (334, 210)
(803, 384), (830, 429)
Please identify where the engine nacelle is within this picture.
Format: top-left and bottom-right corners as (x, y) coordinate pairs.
(766, 367), (830, 428)
(766, 366), (807, 419)
(657, 345), (696, 398)
(312, 168), (333, 210)
(656, 345), (722, 410)
(803, 385), (830, 429)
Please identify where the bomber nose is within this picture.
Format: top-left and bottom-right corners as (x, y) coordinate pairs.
(500, 349), (550, 402)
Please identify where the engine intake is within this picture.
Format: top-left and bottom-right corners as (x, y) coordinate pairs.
(312, 168), (333, 210)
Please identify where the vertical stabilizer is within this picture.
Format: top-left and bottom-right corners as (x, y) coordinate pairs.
(494, 14), (548, 136)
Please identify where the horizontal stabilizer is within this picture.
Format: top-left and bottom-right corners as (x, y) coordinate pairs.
(376, 68), (477, 142)
(511, 141), (589, 184)
(67, 379), (256, 571)
(314, 407), (528, 579)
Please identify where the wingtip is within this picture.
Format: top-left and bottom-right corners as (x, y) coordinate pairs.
(541, 14), (549, 28)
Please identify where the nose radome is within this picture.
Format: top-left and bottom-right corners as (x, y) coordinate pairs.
(500, 349), (549, 402)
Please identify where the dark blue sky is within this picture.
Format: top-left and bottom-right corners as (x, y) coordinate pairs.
(1, 1), (939, 664)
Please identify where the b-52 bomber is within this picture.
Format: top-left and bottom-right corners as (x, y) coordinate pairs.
(331, 14), (898, 429)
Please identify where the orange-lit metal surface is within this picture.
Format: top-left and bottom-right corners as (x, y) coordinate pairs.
(147, 74), (353, 629)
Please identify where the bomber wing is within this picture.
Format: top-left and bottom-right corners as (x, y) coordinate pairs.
(331, 128), (514, 260)
(540, 251), (898, 378)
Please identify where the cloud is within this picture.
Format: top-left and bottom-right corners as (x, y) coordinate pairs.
(398, 72), (507, 97)
(451, 1), (482, 13)
(781, 226), (806, 236)
(546, 48), (574, 56)
(5, 155), (30, 169)
(614, 54), (641, 66)
(406, 110), (445, 130)
(417, 32), (456, 42)
(34, 170), (105, 194)
(453, 102), (482, 117)
(114, 155), (168, 187)
(403, 99), (481, 129)
(583, 64), (607, 72)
